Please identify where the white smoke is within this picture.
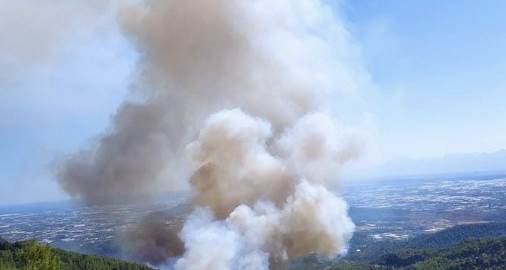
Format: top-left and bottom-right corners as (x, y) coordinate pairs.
(186, 109), (292, 218)
(176, 109), (356, 269)
(56, 0), (368, 268)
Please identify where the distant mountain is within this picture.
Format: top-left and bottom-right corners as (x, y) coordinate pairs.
(0, 238), (151, 270)
(348, 150), (506, 181)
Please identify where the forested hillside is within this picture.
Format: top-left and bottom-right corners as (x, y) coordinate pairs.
(347, 222), (506, 261)
(373, 236), (506, 269)
(300, 236), (506, 270)
(0, 238), (151, 270)
(296, 223), (506, 270)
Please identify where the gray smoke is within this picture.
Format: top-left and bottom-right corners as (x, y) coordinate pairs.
(121, 212), (184, 265)
(56, 0), (367, 268)
(56, 0), (364, 203)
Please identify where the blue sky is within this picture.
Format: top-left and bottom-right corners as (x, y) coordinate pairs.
(344, 0), (506, 159)
(1, 0), (505, 205)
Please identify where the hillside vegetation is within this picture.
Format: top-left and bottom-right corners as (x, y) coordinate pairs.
(297, 223), (506, 270)
(0, 238), (151, 270)
(373, 236), (506, 270)
(347, 222), (506, 262)
(300, 236), (506, 270)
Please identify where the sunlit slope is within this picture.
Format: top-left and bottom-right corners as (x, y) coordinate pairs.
(0, 238), (151, 270)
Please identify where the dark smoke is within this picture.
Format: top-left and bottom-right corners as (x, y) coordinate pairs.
(121, 212), (184, 265)
(56, 101), (187, 203)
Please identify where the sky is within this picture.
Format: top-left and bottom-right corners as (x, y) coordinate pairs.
(0, 0), (505, 205)
(344, 0), (506, 160)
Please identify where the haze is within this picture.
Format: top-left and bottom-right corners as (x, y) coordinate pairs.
(1, 0), (506, 205)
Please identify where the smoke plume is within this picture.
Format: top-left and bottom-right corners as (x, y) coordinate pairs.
(177, 109), (357, 269)
(121, 212), (184, 265)
(57, 0), (367, 268)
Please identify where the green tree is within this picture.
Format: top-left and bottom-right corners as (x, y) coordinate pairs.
(14, 241), (62, 270)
